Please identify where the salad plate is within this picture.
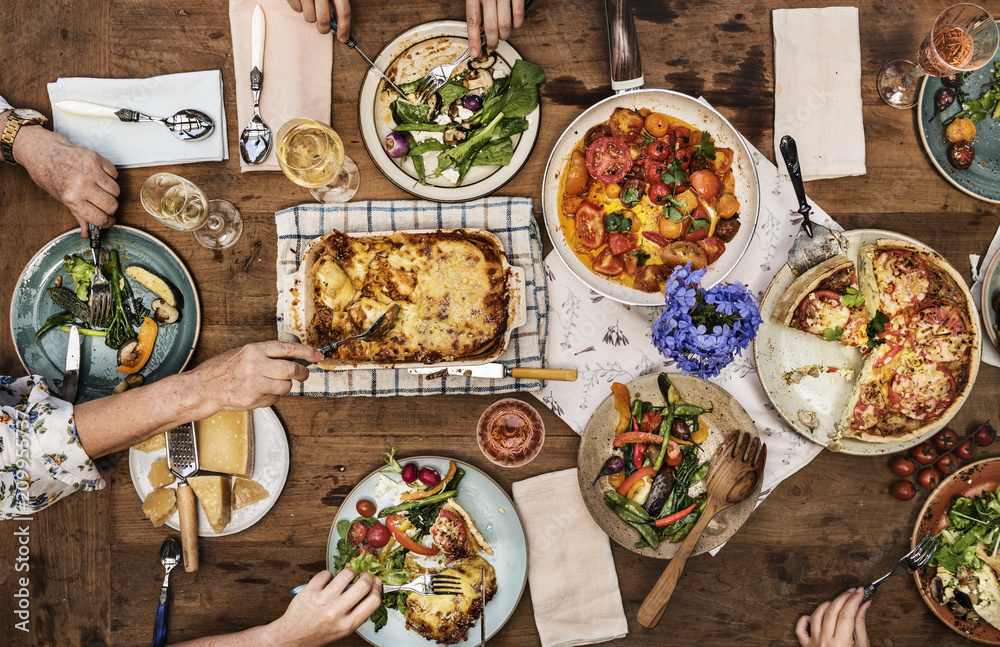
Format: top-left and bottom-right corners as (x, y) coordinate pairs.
(577, 374), (761, 559)
(357, 20), (540, 201)
(326, 456), (527, 646)
(917, 34), (1000, 204)
(9, 226), (200, 403)
(913, 457), (1000, 645)
(128, 407), (289, 537)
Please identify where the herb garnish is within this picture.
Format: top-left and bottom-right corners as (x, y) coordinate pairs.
(661, 160), (687, 186)
(663, 195), (685, 222)
(865, 310), (890, 348)
(604, 212), (633, 233)
(620, 187), (641, 207)
(824, 326), (844, 342)
(692, 131), (717, 159)
(633, 250), (651, 266)
(841, 287), (865, 309)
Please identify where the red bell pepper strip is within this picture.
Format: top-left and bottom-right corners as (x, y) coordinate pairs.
(633, 443), (646, 470)
(654, 502), (698, 527)
(386, 513), (439, 556)
(612, 432), (665, 447)
(616, 466), (656, 496)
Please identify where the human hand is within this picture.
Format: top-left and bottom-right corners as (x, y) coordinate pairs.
(187, 341), (323, 417)
(795, 588), (871, 647)
(267, 569), (382, 647)
(286, 0), (351, 41)
(13, 124), (119, 238)
(467, 0), (525, 57)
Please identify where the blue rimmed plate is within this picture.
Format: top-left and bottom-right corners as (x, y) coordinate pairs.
(9, 226), (200, 402)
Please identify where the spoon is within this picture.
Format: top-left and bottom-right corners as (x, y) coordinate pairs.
(294, 304), (402, 366)
(239, 4), (272, 165)
(153, 537), (181, 647)
(636, 431), (766, 628)
(54, 100), (214, 141)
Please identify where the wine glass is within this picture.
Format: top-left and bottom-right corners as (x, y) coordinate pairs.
(878, 3), (998, 109)
(276, 118), (360, 203)
(140, 173), (244, 250)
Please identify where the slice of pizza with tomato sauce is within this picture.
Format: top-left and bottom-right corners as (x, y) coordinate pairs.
(771, 255), (868, 347)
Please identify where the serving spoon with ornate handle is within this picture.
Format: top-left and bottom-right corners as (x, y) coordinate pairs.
(54, 100), (214, 141)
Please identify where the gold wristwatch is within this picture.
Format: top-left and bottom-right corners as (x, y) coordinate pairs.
(1, 108), (48, 165)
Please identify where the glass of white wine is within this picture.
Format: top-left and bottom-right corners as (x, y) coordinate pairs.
(276, 118), (360, 203)
(140, 173), (244, 250)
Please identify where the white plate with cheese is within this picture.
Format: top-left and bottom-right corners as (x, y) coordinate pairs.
(128, 407), (289, 537)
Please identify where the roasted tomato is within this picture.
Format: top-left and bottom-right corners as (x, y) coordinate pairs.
(647, 182), (672, 206)
(633, 264), (666, 292)
(644, 112), (669, 138)
(711, 147), (734, 175)
(647, 140), (673, 162)
(605, 183), (622, 200)
(593, 248), (625, 276)
(690, 169), (721, 201)
(574, 202), (607, 250)
(564, 149), (588, 195)
(658, 215), (685, 239)
(716, 193), (740, 219)
(643, 231), (670, 248)
(608, 107), (645, 142)
(668, 125), (691, 147)
(948, 140), (975, 169)
(561, 195), (585, 215)
(916, 467), (940, 490)
(660, 241), (707, 270)
(891, 479), (916, 501)
(674, 146), (692, 171)
(954, 439), (978, 461)
(696, 236), (726, 265)
(932, 428), (960, 452)
(683, 227), (708, 243)
(584, 123), (613, 148)
(608, 232), (638, 255)
(586, 137), (632, 183)
(646, 158), (672, 185)
(910, 442), (939, 466)
(620, 179), (644, 206)
(714, 217), (741, 242)
(889, 455), (916, 477)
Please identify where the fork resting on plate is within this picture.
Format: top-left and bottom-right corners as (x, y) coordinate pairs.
(290, 572), (463, 597)
(861, 533), (939, 602)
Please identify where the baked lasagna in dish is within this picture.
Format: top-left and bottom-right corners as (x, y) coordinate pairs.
(308, 229), (511, 364)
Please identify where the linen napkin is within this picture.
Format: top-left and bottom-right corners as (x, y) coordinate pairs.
(534, 138), (828, 538)
(274, 197), (548, 397)
(512, 469), (628, 647)
(46, 71), (228, 168)
(230, 0), (334, 172)
(773, 7), (866, 180)
(970, 227), (1000, 366)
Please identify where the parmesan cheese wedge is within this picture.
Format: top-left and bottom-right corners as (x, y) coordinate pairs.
(142, 488), (176, 527)
(147, 457), (176, 490)
(232, 478), (269, 510)
(195, 411), (254, 478)
(188, 475), (232, 534)
(132, 433), (166, 453)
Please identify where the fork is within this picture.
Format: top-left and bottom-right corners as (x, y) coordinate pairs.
(861, 533), (939, 602)
(289, 572), (463, 597)
(87, 225), (112, 328)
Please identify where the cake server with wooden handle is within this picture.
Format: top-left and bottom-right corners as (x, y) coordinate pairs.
(409, 365), (578, 381)
(166, 423), (199, 572)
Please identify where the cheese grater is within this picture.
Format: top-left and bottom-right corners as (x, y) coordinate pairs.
(166, 423), (199, 572)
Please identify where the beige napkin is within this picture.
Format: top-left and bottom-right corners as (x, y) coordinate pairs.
(230, 0), (333, 172)
(773, 7), (866, 180)
(512, 469), (628, 647)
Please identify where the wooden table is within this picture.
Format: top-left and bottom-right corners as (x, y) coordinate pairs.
(3, 1), (999, 645)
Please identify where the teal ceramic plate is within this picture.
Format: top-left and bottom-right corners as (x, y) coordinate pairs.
(10, 226), (200, 403)
(918, 37), (1000, 204)
(327, 456), (527, 646)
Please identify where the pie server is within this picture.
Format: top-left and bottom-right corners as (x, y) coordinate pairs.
(166, 423), (199, 572)
(409, 364), (578, 381)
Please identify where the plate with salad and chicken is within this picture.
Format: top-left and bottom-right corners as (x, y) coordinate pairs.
(358, 20), (544, 201)
(10, 226), (199, 403)
(326, 451), (527, 646)
(578, 373), (761, 558)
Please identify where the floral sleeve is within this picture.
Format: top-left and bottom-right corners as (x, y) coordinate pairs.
(0, 375), (105, 519)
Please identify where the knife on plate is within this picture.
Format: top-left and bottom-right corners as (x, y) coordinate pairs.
(62, 325), (80, 403)
(408, 364), (577, 381)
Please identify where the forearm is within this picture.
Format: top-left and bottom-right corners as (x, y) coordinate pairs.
(73, 371), (217, 458)
(170, 623), (280, 647)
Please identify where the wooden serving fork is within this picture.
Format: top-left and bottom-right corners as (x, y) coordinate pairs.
(637, 431), (766, 628)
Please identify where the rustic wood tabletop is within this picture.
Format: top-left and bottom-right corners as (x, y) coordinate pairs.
(2, 1), (1000, 645)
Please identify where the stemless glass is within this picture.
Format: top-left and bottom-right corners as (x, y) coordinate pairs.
(140, 173), (243, 250)
(276, 118), (360, 203)
(878, 3), (998, 109)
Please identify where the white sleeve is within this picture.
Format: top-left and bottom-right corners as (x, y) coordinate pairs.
(0, 94), (11, 112)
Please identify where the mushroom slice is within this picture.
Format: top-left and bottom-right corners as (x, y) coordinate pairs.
(151, 298), (180, 324)
(426, 93), (442, 121)
(463, 70), (494, 91)
(117, 338), (140, 365)
(444, 128), (469, 146)
(469, 51), (497, 69)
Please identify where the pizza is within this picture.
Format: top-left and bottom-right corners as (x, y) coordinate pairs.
(771, 239), (979, 444)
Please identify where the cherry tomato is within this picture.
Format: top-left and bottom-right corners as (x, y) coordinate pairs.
(668, 125), (691, 147)
(690, 169), (721, 202)
(355, 499), (377, 518)
(954, 439), (978, 461)
(916, 467), (940, 490)
(889, 455), (917, 477)
(348, 521), (368, 546)
(593, 248), (625, 276)
(948, 140), (975, 169)
(564, 149), (588, 196)
(366, 523), (390, 548)
(910, 442), (939, 466)
(935, 454), (960, 476)
(695, 236), (726, 265)
(605, 183), (622, 200)
(646, 158), (672, 185)
(932, 428), (960, 452)
(647, 140), (673, 162)
(608, 107), (645, 142)
(673, 146), (692, 171)
(608, 232), (637, 255)
(574, 202), (607, 250)
(891, 479), (916, 501)
(647, 182), (672, 206)
(355, 543), (378, 556)
(584, 124), (613, 148)
(644, 112), (669, 138)
(683, 227), (708, 243)
(974, 423), (997, 447)
(585, 137), (633, 184)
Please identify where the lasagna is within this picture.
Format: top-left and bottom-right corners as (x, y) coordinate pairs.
(308, 229), (511, 364)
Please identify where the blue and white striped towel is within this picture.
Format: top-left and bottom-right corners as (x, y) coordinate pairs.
(275, 197), (548, 397)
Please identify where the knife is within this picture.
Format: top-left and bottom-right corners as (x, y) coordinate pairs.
(408, 364), (578, 381)
(62, 325), (80, 403)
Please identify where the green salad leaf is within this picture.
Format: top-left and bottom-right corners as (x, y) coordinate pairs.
(62, 255), (95, 301)
(471, 138), (514, 167)
(394, 99), (430, 125)
(437, 80), (468, 108)
(474, 60), (546, 123)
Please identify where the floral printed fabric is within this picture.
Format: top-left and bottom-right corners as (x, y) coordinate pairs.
(0, 375), (105, 519)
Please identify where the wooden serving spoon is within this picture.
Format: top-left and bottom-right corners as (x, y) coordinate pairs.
(637, 430), (766, 628)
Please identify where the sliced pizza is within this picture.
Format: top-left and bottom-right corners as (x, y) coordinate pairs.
(771, 255), (868, 347)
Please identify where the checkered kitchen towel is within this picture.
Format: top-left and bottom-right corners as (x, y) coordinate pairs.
(275, 197), (548, 397)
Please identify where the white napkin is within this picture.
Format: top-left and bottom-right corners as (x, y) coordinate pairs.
(970, 226), (1000, 366)
(773, 7), (866, 181)
(512, 469), (628, 647)
(533, 137), (828, 551)
(46, 70), (228, 168)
